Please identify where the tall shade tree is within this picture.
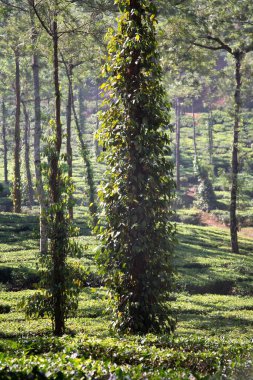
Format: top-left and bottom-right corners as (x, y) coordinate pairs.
(166, 0), (253, 253)
(98, 0), (175, 334)
(29, 2), (48, 253)
(29, 0), (71, 336)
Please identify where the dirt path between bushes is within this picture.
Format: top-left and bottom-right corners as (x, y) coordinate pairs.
(199, 211), (253, 239)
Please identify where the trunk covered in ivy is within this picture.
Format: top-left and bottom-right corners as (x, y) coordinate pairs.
(98, 0), (175, 334)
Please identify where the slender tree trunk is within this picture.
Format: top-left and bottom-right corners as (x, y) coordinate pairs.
(2, 100), (8, 184)
(61, 56), (98, 227)
(192, 101), (197, 160)
(95, 81), (100, 157)
(208, 111), (213, 165)
(22, 100), (34, 207)
(51, 18), (66, 336)
(13, 49), (21, 213)
(30, 8), (48, 253)
(78, 83), (85, 134)
(230, 52), (243, 254)
(71, 79), (98, 227)
(66, 64), (73, 219)
(175, 98), (181, 190)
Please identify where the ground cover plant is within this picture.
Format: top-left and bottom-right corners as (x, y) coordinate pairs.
(1, 212), (253, 379)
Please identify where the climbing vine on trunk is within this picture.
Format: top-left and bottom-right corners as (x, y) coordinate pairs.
(97, 0), (176, 334)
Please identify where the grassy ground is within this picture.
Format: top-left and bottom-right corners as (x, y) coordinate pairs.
(1, 108), (253, 378)
(0, 211), (253, 379)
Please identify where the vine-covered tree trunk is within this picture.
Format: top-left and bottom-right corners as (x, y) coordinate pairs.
(2, 100), (8, 184)
(98, 0), (175, 334)
(175, 98), (181, 190)
(13, 49), (21, 213)
(230, 52), (243, 254)
(22, 100), (34, 207)
(30, 8), (48, 253)
(66, 64), (73, 219)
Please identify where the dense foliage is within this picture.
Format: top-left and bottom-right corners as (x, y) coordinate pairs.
(97, 0), (175, 333)
(24, 123), (81, 332)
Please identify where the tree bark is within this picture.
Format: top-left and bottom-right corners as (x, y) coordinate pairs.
(192, 100), (197, 160)
(66, 64), (73, 219)
(70, 76), (98, 227)
(2, 100), (8, 184)
(230, 52), (243, 254)
(208, 111), (213, 165)
(78, 83), (85, 134)
(13, 49), (21, 213)
(30, 7), (48, 253)
(51, 17), (66, 336)
(95, 80), (100, 157)
(22, 100), (34, 207)
(175, 98), (181, 190)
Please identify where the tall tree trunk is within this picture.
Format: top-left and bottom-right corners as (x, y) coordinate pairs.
(208, 111), (213, 165)
(71, 78), (98, 227)
(13, 49), (21, 213)
(62, 57), (98, 228)
(22, 100), (34, 207)
(175, 98), (181, 190)
(2, 100), (8, 184)
(66, 64), (73, 219)
(230, 52), (243, 254)
(95, 80), (100, 157)
(78, 83), (85, 134)
(30, 7), (48, 253)
(51, 17), (66, 336)
(192, 100), (197, 160)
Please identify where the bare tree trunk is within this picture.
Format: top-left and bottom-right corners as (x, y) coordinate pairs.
(66, 64), (73, 219)
(192, 100), (197, 160)
(175, 98), (181, 190)
(2, 100), (8, 184)
(13, 49), (21, 213)
(230, 52), (243, 254)
(30, 7), (48, 253)
(22, 100), (34, 207)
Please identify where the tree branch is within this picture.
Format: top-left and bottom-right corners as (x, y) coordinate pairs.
(204, 35), (233, 54)
(28, 0), (52, 36)
(192, 41), (225, 51)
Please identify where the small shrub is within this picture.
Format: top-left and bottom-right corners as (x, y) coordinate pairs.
(195, 166), (217, 211)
